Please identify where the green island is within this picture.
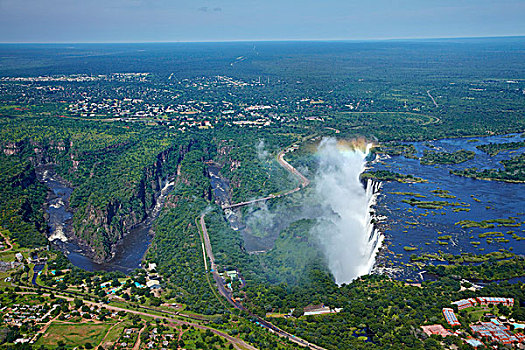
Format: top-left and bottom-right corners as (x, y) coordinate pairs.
(402, 198), (464, 210)
(388, 191), (427, 198)
(361, 170), (426, 183)
(410, 251), (516, 263)
(420, 149), (475, 165)
(431, 189), (457, 199)
(477, 141), (525, 156)
(375, 143), (418, 158)
(426, 256), (525, 282)
(451, 153), (525, 183)
(455, 218), (523, 229)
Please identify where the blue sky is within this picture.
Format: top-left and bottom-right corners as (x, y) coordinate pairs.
(0, 0), (524, 43)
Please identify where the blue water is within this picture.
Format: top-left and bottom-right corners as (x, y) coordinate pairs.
(372, 133), (525, 265)
(38, 165), (152, 274)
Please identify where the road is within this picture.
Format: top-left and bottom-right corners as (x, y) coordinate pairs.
(203, 143), (326, 348)
(214, 144), (327, 349)
(87, 302), (258, 350)
(222, 145), (310, 210)
(426, 90), (439, 107)
(0, 229), (13, 252)
(17, 287), (257, 350)
(199, 213), (326, 350)
(32, 276), (213, 323)
(276, 147), (310, 188)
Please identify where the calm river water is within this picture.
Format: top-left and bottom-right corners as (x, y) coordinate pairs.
(372, 133), (525, 265)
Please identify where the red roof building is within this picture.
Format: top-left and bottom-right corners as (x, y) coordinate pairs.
(443, 308), (461, 327)
(470, 319), (522, 345)
(421, 324), (453, 337)
(452, 298), (478, 310)
(476, 297), (514, 307)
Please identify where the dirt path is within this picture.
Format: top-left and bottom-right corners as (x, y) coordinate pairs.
(0, 229), (13, 252)
(426, 90), (439, 107)
(341, 111), (440, 125)
(31, 314), (59, 342)
(132, 324), (146, 350)
(96, 320), (122, 349)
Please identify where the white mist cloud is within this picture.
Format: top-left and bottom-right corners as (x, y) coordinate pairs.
(256, 140), (269, 161)
(245, 201), (275, 234)
(312, 138), (377, 285)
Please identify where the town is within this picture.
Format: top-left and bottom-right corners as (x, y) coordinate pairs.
(419, 297), (525, 348)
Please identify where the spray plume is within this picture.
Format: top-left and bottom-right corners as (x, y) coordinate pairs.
(312, 138), (382, 285)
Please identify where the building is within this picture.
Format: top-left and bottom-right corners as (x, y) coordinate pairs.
(146, 280), (161, 289)
(303, 304), (342, 316)
(476, 297), (514, 307)
(452, 298), (478, 310)
(225, 270), (238, 280)
(470, 319), (521, 345)
(443, 308), (461, 327)
(464, 338), (484, 348)
(421, 324), (453, 337)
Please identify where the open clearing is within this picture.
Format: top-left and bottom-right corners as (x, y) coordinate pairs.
(35, 322), (110, 348)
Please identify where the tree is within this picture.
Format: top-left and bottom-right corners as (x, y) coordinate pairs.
(292, 307), (304, 318)
(73, 298), (83, 309)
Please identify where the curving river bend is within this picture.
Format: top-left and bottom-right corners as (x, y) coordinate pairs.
(37, 165), (173, 273)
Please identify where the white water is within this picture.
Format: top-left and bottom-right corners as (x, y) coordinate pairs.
(150, 178), (175, 218)
(313, 138), (383, 285)
(49, 223), (68, 242)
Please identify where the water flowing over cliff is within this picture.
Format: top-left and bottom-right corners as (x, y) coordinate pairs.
(313, 138), (383, 285)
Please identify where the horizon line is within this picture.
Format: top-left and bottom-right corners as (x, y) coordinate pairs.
(0, 34), (524, 45)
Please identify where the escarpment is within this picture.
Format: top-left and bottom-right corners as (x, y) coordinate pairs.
(72, 143), (193, 262)
(2, 132), (198, 262)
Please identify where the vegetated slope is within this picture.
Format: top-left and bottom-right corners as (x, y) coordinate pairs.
(0, 114), (192, 260)
(0, 152), (47, 247)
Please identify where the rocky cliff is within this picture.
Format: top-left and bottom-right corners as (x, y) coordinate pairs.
(3, 136), (194, 262)
(72, 144), (191, 262)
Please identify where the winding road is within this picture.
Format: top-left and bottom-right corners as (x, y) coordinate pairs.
(200, 143), (326, 350)
(0, 229), (13, 252)
(426, 89), (439, 108)
(222, 144), (310, 210)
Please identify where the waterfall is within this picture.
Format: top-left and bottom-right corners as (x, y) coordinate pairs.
(313, 138), (383, 285)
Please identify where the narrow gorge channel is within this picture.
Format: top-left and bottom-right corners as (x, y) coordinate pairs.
(37, 165), (175, 273)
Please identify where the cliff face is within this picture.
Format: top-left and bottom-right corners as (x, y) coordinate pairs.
(3, 136), (194, 261)
(73, 145), (189, 261)
(0, 140), (50, 247)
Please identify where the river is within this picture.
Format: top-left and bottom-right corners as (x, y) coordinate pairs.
(371, 133), (525, 269)
(43, 132), (523, 277)
(37, 165), (174, 273)
(209, 134), (525, 282)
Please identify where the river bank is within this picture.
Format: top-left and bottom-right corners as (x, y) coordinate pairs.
(36, 164), (174, 273)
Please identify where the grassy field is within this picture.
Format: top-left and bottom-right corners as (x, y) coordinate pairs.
(463, 305), (504, 323)
(99, 320), (133, 348)
(35, 322), (111, 349)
